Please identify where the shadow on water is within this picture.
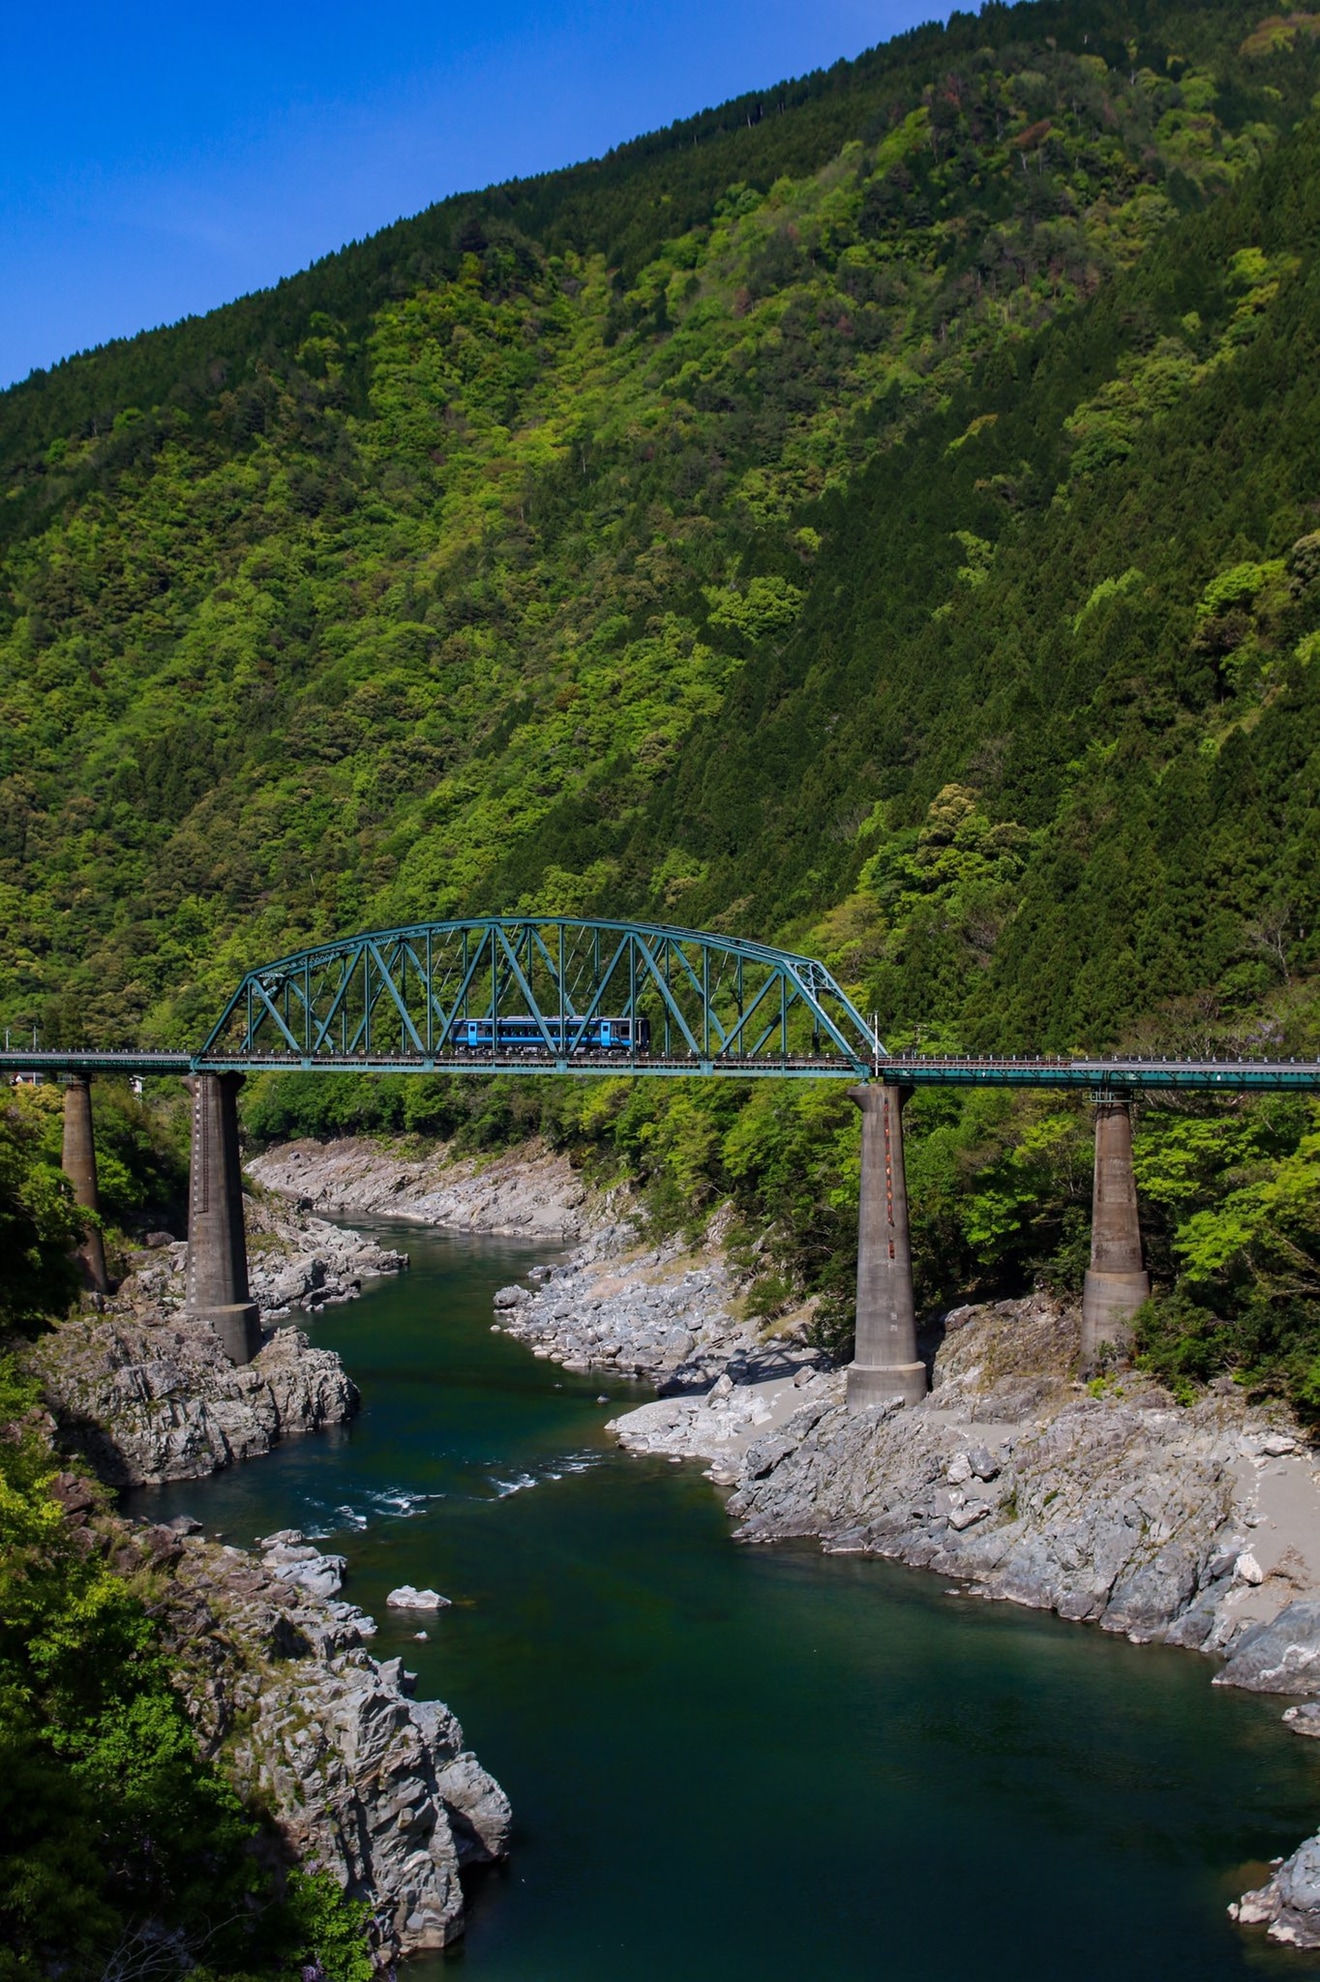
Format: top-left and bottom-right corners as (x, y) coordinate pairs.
(126, 1224), (1320, 1982)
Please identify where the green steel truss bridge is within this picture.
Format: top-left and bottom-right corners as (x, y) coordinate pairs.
(3, 915), (1320, 1092)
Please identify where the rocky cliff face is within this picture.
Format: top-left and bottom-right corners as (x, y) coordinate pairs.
(33, 1195), (405, 1485)
(118, 1517), (510, 1959)
(35, 1313), (359, 1485)
(709, 1298), (1320, 1653)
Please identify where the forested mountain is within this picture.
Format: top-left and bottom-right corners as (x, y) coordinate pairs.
(8, 16), (1320, 1977)
(4, 0), (1320, 1390)
(3, 0), (1318, 1046)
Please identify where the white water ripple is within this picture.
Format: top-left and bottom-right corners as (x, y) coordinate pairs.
(488, 1450), (604, 1495)
(300, 1489), (444, 1538)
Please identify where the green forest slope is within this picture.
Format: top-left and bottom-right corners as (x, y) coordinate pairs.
(4, 0), (1319, 1042)
(4, 0), (1320, 1399)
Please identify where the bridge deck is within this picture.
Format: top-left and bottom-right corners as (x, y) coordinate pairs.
(3, 1050), (1320, 1090)
(2, 1051), (192, 1077)
(885, 1055), (1320, 1090)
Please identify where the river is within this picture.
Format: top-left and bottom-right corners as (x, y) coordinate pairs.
(126, 1225), (1320, 1979)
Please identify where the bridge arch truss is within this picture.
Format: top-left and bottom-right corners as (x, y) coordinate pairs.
(196, 917), (879, 1078)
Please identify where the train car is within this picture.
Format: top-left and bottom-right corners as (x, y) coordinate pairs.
(450, 1016), (650, 1053)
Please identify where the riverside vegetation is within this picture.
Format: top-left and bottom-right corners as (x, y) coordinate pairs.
(0, 1356), (378, 1982)
(0, 1085), (455, 1978)
(6, 0), (1320, 1971)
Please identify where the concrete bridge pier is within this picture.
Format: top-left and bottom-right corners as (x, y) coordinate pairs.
(61, 1075), (109, 1293)
(846, 1083), (927, 1412)
(1081, 1096), (1150, 1370)
(185, 1071), (260, 1364)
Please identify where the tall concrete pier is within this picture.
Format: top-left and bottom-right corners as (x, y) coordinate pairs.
(61, 1075), (109, 1293)
(846, 1083), (927, 1412)
(1081, 1097), (1150, 1369)
(185, 1071), (260, 1364)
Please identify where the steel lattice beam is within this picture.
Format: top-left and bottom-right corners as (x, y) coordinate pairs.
(190, 916), (880, 1077)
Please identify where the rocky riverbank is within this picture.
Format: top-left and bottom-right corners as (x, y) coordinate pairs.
(24, 1158), (510, 1968)
(36, 1313), (359, 1486)
(75, 1491), (509, 1960)
(482, 1223), (1320, 1954)
(490, 1213), (813, 1387)
(532, 1275), (1320, 1667)
(249, 1134), (597, 1242)
(251, 1132), (1320, 1950)
(32, 1193), (406, 1485)
(717, 1299), (1320, 1655)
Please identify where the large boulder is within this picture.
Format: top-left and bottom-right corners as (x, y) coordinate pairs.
(1234, 1835), (1320, 1947)
(146, 1529), (510, 1961)
(1214, 1603), (1320, 1696)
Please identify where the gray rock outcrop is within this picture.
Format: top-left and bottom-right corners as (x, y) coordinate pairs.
(1283, 1703), (1320, 1738)
(387, 1584), (451, 1610)
(1232, 1837), (1320, 1948)
(129, 1522), (509, 1960)
(30, 1191), (405, 1486)
(34, 1315), (359, 1485)
(249, 1135), (595, 1241)
(490, 1213), (823, 1390)
(609, 1370), (842, 1486)
(727, 1377), (1242, 1639)
(1214, 1604), (1320, 1695)
(260, 1528), (348, 1599)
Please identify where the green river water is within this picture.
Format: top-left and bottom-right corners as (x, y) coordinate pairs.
(126, 1225), (1320, 1980)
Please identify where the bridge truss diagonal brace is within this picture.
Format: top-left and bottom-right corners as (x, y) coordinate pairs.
(346, 949), (390, 1059)
(427, 930), (494, 1051)
(249, 976), (303, 1056)
(661, 938), (728, 1052)
(490, 925), (558, 1054)
(633, 937), (703, 1058)
(787, 965), (872, 1064)
(719, 968), (780, 1056)
(309, 952), (360, 1058)
(365, 939), (428, 1058)
(562, 931), (632, 1052)
(527, 924), (577, 1023)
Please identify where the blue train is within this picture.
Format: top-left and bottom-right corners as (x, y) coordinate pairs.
(450, 1016), (651, 1053)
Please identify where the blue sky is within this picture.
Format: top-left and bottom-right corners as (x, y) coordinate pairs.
(2, 1), (950, 390)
